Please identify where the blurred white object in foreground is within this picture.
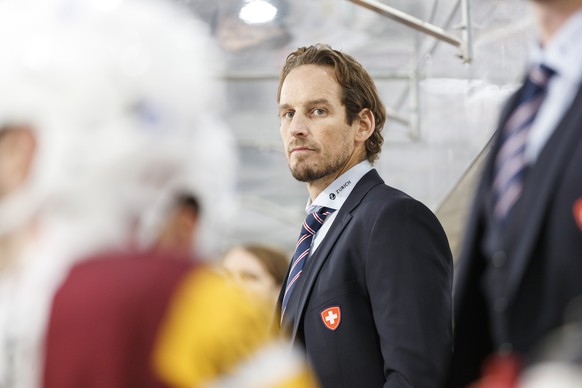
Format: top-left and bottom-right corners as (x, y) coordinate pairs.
(0, 0), (236, 386)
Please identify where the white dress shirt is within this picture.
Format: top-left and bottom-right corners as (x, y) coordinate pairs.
(526, 9), (582, 163)
(305, 160), (373, 254)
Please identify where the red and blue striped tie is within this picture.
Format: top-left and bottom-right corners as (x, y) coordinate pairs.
(493, 64), (555, 222)
(281, 206), (335, 321)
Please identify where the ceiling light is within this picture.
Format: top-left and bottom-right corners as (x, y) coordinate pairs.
(239, 0), (278, 25)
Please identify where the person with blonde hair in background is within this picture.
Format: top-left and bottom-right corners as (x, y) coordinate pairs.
(0, 0), (317, 386)
(222, 243), (290, 309)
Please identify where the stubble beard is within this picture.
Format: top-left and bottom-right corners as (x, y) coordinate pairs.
(289, 151), (351, 183)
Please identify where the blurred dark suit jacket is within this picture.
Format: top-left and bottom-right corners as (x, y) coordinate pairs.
(447, 80), (582, 388)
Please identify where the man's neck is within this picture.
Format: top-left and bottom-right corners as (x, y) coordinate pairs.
(533, 0), (582, 46)
(306, 158), (368, 201)
(306, 177), (334, 202)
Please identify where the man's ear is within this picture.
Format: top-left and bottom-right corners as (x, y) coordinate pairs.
(0, 125), (37, 197)
(354, 108), (375, 143)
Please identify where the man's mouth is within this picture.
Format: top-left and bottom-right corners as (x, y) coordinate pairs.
(289, 145), (315, 154)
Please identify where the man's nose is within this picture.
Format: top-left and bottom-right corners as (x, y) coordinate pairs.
(288, 114), (308, 137)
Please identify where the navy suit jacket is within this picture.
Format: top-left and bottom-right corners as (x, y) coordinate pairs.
(278, 169), (453, 388)
(447, 82), (582, 388)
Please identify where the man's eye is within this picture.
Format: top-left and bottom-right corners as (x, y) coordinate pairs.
(282, 111), (294, 119)
(313, 108), (326, 116)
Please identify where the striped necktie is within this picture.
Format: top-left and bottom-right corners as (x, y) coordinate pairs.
(281, 206), (335, 321)
(492, 63), (555, 222)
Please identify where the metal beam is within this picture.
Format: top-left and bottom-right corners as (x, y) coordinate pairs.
(347, 0), (472, 63)
(459, 0), (473, 63)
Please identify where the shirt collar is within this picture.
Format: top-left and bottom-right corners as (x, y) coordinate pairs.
(306, 160), (373, 213)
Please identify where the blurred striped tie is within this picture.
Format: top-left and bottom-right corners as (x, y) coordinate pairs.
(281, 206), (335, 322)
(492, 64), (555, 222)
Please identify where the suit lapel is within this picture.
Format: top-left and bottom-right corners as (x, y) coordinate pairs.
(288, 170), (384, 342)
(454, 90), (521, 295)
(505, 85), (582, 302)
(288, 211), (351, 341)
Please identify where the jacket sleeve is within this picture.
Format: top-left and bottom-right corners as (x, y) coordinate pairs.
(365, 197), (453, 388)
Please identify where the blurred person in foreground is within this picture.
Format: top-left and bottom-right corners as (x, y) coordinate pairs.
(222, 243), (289, 309)
(0, 0), (317, 387)
(447, 0), (582, 387)
(275, 43), (453, 387)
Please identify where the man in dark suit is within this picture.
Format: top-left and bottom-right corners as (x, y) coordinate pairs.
(275, 44), (453, 387)
(448, 1), (582, 387)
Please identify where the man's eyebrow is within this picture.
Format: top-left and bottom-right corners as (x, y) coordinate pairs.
(279, 99), (331, 111)
(306, 98), (331, 106)
(278, 103), (292, 112)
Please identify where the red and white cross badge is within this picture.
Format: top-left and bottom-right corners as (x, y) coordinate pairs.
(574, 198), (582, 232)
(320, 306), (341, 331)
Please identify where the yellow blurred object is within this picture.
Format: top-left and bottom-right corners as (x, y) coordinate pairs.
(154, 268), (319, 387)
